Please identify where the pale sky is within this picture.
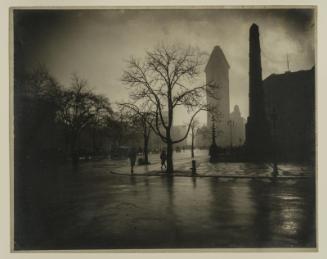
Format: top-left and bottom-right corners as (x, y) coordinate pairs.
(15, 8), (315, 126)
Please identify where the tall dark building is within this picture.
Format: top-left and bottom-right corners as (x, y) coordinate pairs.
(263, 67), (315, 162)
(245, 24), (271, 160)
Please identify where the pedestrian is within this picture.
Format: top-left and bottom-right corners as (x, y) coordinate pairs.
(160, 150), (167, 170)
(128, 147), (137, 174)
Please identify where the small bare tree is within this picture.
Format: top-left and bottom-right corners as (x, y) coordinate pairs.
(119, 102), (154, 164)
(190, 119), (200, 159)
(122, 44), (210, 173)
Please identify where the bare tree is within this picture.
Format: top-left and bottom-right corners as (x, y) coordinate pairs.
(119, 102), (155, 164)
(190, 119), (200, 159)
(122, 44), (210, 173)
(56, 75), (112, 163)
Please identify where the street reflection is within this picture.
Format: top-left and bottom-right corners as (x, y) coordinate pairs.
(15, 160), (316, 249)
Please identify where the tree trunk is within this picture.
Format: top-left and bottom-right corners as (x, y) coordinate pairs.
(191, 133), (195, 158)
(144, 132), (149, 164)
(166, 83), (174, 174)
(166, 140), (174, 174)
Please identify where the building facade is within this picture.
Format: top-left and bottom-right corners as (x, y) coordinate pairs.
(263, 67), (315, 162)
(205, 46), (230, 147)
(229, 105), (246, 147)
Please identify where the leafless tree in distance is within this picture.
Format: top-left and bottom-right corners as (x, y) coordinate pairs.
(118, 102), (155, 164)
(56, 75), (112, 164)
(190, 119), (200, 159)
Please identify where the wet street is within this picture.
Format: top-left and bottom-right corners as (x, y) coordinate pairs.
(14, 151), (316, 250)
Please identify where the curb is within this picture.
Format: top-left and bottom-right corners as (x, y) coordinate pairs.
(110, 170), (313, 180)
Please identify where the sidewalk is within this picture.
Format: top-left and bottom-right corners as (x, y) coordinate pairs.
(111, 154), (314, 179)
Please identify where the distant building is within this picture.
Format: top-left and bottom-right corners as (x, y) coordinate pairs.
(263, 67), (315, 162)
(229, 105), (246, 147)
(149, 123), (188, 151)
(171, 125), (188, 148)
(195, 126), (211, 148)
(205, 46), (230, 147)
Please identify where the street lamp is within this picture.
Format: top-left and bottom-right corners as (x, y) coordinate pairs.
(270, 108), (278, 177)
(209, 115), (219, 163)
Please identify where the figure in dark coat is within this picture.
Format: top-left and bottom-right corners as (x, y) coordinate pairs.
(160, 150), (167, 170)
(128, 147), (137, 174)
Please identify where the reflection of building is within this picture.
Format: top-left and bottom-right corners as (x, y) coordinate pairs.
(263, 67), (315, 162)
(245, 24), (271, 159)
(229, 105), (246, 147)
(205, 46), (230, 147)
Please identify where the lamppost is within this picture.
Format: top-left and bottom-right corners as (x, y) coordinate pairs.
(211, 116), (217, 146)
(191, 123), (198, 175)
(271, 108), (278, 177)
(209, 115), (219, 163)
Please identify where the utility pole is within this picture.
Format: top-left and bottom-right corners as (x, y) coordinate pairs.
(209, 115), (219, 163)
(211, 115), (217, 146)
(271, 108), (278, 177)
(191, 121), (197, 175)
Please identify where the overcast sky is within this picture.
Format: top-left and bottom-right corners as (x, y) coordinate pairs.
(14, 8), (315, 125)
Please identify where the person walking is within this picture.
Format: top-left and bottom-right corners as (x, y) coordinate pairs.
(160, 150), (167, 170)
(128, 147), (137, 174)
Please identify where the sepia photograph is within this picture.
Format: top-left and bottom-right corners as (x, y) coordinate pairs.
(12, 7), (316, 251)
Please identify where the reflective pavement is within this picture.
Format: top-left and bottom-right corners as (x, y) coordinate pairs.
(14, 151), (316, 250)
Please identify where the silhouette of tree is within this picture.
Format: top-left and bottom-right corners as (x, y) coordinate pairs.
(118, 102), (155, 164)
(105, 112), (127, 147)
(15, 64), (63, 161)
(56, 75), (112, 163)
(122, 44), (210, 173)
(190, 119), (200, 158)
